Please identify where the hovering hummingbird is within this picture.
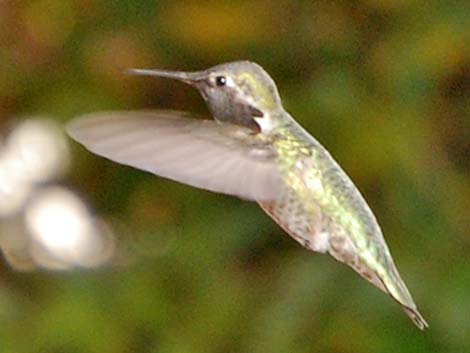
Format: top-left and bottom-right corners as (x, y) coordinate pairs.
(67, 61), (427, 329)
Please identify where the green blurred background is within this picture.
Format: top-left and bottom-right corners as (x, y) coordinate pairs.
(0, 0), (469, 352)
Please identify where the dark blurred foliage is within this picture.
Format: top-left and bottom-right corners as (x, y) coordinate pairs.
(0, 0), (469, 352)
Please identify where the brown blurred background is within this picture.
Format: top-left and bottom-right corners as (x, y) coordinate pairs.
(0, 1), (469, 352)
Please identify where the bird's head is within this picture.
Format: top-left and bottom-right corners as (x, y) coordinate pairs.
(129, 61), (283, 133)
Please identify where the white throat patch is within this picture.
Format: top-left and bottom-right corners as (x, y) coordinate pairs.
(254, 114), (276, 134)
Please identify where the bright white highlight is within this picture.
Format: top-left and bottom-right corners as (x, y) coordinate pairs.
(225, 75), (236, 88)
(0, 118), (69, 217)
(7, 119), (69, 183)
(25, 187), (114, 269)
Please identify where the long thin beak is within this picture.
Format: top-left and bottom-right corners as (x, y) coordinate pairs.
(126, 68), (203, 85)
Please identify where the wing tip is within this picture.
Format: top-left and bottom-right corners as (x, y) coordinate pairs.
(65, 119), (79, 137)
(65, 119), (85, 143)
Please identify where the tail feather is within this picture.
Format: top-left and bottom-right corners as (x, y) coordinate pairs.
(381, 271), (428, 330)
(403, 306), (429, 330)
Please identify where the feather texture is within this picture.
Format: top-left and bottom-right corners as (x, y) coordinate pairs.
(66, 111), (282, 201)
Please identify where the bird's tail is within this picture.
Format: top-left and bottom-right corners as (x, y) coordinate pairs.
(381, 267), (428, 330)
(403, 306), (429, 330)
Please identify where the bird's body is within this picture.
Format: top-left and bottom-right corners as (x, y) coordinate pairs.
(257, 117), (426, 328)
(67, 61), (427, 329)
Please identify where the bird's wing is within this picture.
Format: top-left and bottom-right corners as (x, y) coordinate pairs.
(66, 110), (283, 201)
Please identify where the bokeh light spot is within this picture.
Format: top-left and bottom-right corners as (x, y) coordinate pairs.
(25, 186), (114, 269)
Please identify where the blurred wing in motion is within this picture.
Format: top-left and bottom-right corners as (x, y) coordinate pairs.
(66, 111), (282, 201)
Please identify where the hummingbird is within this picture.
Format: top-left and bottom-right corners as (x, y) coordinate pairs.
(66, 61), (428, 329)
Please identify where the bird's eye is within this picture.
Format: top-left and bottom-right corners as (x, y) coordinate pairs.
(215, 76), (226, 86)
